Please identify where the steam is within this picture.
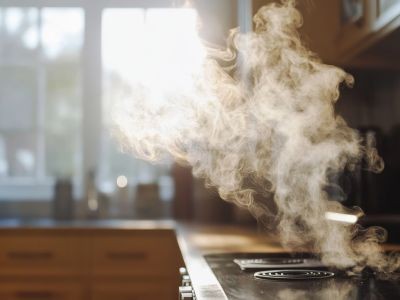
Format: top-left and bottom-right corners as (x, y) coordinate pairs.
(276, 281), (356, 300)
(111, 1), (398, 273)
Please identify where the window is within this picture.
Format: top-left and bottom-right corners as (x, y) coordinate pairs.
(0, 1), (195, 218)
(0, 5), (83, 200)
(99, 8), (199, 205)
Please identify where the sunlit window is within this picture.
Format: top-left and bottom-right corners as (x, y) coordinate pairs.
(0, 7), (83, 200)
(0, 1), (195, 219)
(100, 8), (199, 217)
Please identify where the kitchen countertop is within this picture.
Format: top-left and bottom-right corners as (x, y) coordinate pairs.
(1, 219), (400, 299)
(0, 218), (282, 299)
(175, 224), (284, 300)
(0, 218), (176, 230)
(176, 224), (400, 300)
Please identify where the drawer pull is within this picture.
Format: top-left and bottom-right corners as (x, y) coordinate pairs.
(7, 251), (53, 260)
(106, 251), (147, 260)
(15, 291), (55, 299)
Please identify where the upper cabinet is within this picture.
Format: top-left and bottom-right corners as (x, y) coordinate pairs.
(337, 0), (377, 58)
(337, 0), (400, 66)
(375, 0), (400, 30)
(251, 0), (400, 68)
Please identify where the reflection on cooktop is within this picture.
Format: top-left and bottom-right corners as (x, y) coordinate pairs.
(204, 253), (400, 300)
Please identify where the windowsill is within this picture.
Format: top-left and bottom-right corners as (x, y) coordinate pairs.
(0, 182), (53, 201)
(0, 179), (82, 201)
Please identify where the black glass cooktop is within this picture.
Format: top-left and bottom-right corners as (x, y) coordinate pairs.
(204, 253), (400, 300)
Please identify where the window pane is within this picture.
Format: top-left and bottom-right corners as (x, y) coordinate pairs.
(101, 9), (176, 218)
(41, 8), (84, 60)
(43, 8), (83, 178)
(102, 8), (145, 120)
(0, 66), (37, 131)
(0, 7), (39, 62)
(145, 8), (202, 78)
(0, 132), (36, 177)
(45, 62), (82, 178)
(0, 6), (84, 204)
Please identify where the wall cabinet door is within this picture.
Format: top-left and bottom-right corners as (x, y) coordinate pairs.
(375, 0), (400, 28)
(337, 0), (400, 63)
(337, 0), (378, 57)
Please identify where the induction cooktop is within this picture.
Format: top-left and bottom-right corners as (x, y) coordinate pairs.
(204, 253), (400, 300)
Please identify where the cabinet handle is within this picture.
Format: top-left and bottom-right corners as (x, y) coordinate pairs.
(7, 251), (53, 260)
(15, 291), (55, 299)
(106, 251), (147, 260)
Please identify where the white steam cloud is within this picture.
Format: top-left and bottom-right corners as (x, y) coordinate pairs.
(111, 1), (399, 274)
(276, 281), (355, 300)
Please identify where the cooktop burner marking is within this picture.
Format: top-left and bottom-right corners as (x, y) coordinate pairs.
(254, 269), (335, 280)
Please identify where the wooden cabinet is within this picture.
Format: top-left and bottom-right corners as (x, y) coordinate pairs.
(91, 280), (175, 300)
(251, 0), (400, 67)
(92, 233), (180, 277)
(0, 228), (183, 300)
(0, 280), (85, 300)
(375, 0), (400, 28)
(336, 0), (400, 63)
(251, 1), (343, 63)
(337, 0), (377, 57)
(0, 234), (88, 277)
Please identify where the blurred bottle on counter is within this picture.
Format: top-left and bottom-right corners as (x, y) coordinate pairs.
(172, 164), (193, 220)
(115, 175), (133, 218)
(85, 170), (100, 219)
(53, 178), (74, 220)
(134, 183), (162, 219)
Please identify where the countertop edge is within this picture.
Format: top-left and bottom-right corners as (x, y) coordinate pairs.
(175, 225), (228, 300)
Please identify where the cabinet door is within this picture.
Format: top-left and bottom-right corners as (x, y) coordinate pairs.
(0, 233), (88, 276)
(0, 281), (85, 300)
(91, 231), (181, 278)
(378, 0), (400, 15)
(91, 280), (176, 300)
(337, 0), (378, 56)
(375, 0), (400, 28)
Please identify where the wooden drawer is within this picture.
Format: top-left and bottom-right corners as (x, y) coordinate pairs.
(91, 231), (180, 277)
(0, 233), (88, 276)
(0, 280), (85, 300)
(91, 280), (175, 300)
